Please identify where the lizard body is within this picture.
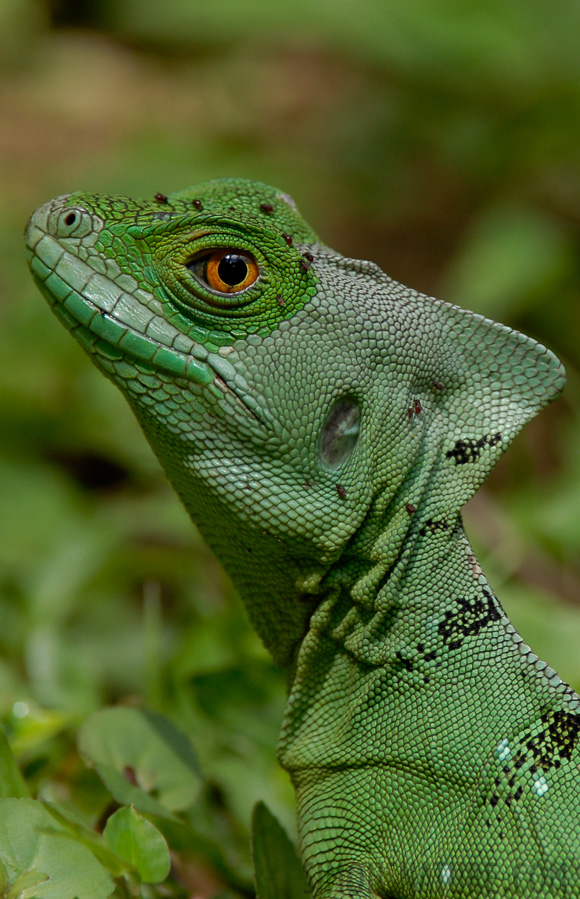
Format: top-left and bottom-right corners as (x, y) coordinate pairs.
(25, 180), (580, 897)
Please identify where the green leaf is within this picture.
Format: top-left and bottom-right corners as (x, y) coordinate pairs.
(0, 727), (28, 799)
(442, 203), (574, 319)
(103, 806), (170, 884)
(0, 798), (113, 899)
(251, 802), (311, 899)
(78, 706), (202, 818)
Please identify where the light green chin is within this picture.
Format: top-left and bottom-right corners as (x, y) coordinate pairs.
(27, 224), (215, 387)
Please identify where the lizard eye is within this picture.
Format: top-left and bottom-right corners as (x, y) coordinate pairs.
(187, 248), (260, 294)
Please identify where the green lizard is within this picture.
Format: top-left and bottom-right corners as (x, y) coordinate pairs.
(25, 179), (580, 898)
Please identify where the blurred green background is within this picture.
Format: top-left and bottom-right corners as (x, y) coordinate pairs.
(1, 0), (580, 893)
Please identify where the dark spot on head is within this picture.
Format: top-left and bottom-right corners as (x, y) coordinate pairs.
(192, 199), (203, 210)
(432, 381), (444, 391)
(281, 232), (293, 246)
(154, 192), (168, 204)
(336, 484), (347, 500)
(405, 502), (416, 515)
(260, 202), (274, 214)
(277, 294), (285, 306)
(414, 399), (422, 415)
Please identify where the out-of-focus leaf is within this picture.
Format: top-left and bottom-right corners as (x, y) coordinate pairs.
(442, 204), (575, 319)
(7, 704), (72, 756)
(251, 802), (311, 899)
(0, 727), (28, 798)
(190, 661), (284, 746)
(103, 806), (170, 884)
(0, 798), (113, 899)
(78, 706), (202, 816)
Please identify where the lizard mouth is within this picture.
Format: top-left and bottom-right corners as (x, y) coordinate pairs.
(25, 205), (272, 430)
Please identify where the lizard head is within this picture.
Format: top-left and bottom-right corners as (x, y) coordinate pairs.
(25, 178), (566, 665)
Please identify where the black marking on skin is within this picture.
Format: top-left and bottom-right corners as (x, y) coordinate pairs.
(395, 651), (413, 672)
(154, 192), (168, 204)
(299, 252), (314, 272)
(522, 710), (580, 769)
(438, 588), (501, 650)
(277, 294), (285, 306)
(485, 709), (580, 820)
(336, 484), (347, 499)
(446, 433), (502, 465)
(432, 381), (444, 391)
(281, 232), (293, 246)
(405, 502), (416, 515)
(192, 199), (203, 210)
(260, 202), (274, 214)
(419, 517), (450, 537)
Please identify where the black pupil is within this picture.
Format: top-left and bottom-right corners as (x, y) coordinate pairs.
(218, 254), (248, 286)
(64, 212), (77, 226)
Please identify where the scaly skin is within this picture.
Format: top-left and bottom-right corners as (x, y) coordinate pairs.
(25, 179), (580, 898)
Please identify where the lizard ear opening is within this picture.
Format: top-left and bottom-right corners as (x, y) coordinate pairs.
(420, 299), (566, 516)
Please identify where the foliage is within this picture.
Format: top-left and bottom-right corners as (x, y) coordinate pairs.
(1, 0), (580, 894)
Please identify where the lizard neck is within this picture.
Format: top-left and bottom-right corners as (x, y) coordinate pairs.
(278, 506), (579, 773)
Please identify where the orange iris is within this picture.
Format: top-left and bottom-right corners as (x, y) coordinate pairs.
(204, 249), (259, 293)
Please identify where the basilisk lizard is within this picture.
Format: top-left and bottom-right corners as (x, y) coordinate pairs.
(25, 179), (580, 897)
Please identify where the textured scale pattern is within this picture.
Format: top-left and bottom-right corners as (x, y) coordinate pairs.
(25, 179), (580, 898)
